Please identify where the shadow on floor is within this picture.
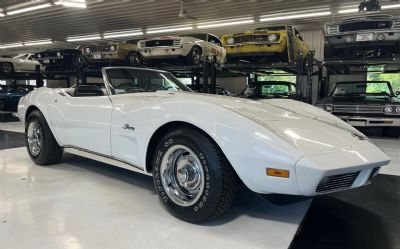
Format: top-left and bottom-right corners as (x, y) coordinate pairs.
(0, 130), (26, 150)
(290, 174), (400, 249)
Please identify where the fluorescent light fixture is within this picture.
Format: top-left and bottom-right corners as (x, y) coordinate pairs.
(197, 17), (254, 29)
(0, 12), (4, 17)
(382, 4), (400, 9)
(24, 39), (53, 46)
(104, 30), (143, 39)
(67, 34), (101, 42)
(0, 43), (23, 49)
(260, 9), (331, 22)
(7, 3), (52, 15)
(146, 25), (193, 34)
(54, 0), (87, 8)
(338, 8), (359, 14)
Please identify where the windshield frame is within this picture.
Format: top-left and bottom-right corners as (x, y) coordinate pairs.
(102, 67), (191, 95)
(241, 81), (296, 98)
(330, 81), (395, 97)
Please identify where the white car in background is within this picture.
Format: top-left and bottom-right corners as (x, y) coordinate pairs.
(0, 53), (43, 74)
(137, 33), (226, 65)
(17, 67), (390, 223)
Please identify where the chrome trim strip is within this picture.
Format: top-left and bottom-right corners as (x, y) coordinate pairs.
(64, 146), (151, 176)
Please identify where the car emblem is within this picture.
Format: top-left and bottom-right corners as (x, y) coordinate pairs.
(123, 124), (135, 132)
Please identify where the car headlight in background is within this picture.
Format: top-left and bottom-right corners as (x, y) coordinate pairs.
(85, 48), (91, 54)
(395, 106), (400, 113)
(110, 45), (116, 52)
(384, 106), (393, 113)
(226, 37), (235, 45)
(37, 54), (41, 58)
(268, 34), (279, 42)
(57, 52), (61, 57)
(376, 33), (385, 41)
(316, 105), (333, 113)
(344, 35), (354, 43)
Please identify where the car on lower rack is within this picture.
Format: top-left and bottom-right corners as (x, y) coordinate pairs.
(0, 53), (43, 74)
(35, 48), (85, 72)
(239, 81), (299, 100)
(80, 40), (142, 67)
(17, 67), (390, 223)
(137, 33), (226, 65)
(316, 81), (400, 137)
(0, 84), (36, 113)
(221, 26), (310, 63)
(324, 15), (400, 59)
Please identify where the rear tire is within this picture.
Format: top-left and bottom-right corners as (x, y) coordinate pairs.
(26, 110), (63, 165)
(152, 127), (237, 223)
(186, 46), (202, 65)
(1, 62), (14, 74)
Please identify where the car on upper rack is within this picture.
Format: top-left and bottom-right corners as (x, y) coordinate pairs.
(35, 48), (86, 72)
(80, 40), (142, 68)
(137, 33), (226, 65)
(324, 15), (400, 59)
(316, 81), (400, 137)
(0, 53), (43, 74)
(239, 81), (299, 100)
(0, 84), (36, 113)
(17, 67), (390, 223)
(221, 26), (310, 63)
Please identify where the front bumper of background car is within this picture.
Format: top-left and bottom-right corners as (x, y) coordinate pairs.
(326, 31), (400, 47)
(336, 115), (400, 127)
(224, 43), (286, 56)
(140, 44), (192, 59)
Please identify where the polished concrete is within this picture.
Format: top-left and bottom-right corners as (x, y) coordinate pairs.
(0, 122), (399, 249)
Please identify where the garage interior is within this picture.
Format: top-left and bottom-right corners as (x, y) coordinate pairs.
(0, 0), (400, 249)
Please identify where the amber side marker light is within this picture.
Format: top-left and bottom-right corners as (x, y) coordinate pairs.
(267, 168), (290, 178)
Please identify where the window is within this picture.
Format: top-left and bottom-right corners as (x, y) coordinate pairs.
(332, 82), (393, 97)
(208, 35), (222, 47)
(368, 73), (400, 93)
(105, 68), (191, 95)
(189, 34), (207, 41)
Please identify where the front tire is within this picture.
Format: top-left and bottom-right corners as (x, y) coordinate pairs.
(1, 62), (14, 74)
(152, 127), (237, 223)
(186, 46), (202, 65)
(26, 110), (63, 165)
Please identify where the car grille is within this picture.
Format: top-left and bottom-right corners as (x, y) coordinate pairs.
(327, 25), (339, 34)
(233, 35), (274, 44)
(316, 172), (360, 193)
(394, 21), (400, 29)
(144, 40), (180, 47)
(84, 45), (117, 53)
(333, 105), (384, 114)
(340, 21), (393, 32)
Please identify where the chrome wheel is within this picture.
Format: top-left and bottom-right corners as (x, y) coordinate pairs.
(27, 120), (43, 157)
(160, 145), (205, 207)
(192, 47), (201, 64)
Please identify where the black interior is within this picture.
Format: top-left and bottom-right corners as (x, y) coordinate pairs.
(73, 85), (104, 97)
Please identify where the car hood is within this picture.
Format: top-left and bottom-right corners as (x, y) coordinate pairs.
(318, 96), (400, 105)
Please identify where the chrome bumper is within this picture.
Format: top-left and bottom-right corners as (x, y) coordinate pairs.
(337, 115), (400, 127)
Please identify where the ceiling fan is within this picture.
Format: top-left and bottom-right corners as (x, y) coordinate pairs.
(178, 0), (197, 20)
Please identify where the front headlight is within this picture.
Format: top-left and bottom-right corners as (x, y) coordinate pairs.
(344, 35), (354, 43)
(324, 105), (333, 112)
(85, 48), (91, 54)
(395, 106), (400, 113)
(268, 34), (278, 42)
(227, 37), (235, 45)
(37, 54), (41, 58)
(384, 106), (393, 113)
(57, 52), (61, 57)
(110, 45), (116, 52)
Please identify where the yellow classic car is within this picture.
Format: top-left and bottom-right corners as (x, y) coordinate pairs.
(221, 26), (310, 63)
(81, 39), (142, 67)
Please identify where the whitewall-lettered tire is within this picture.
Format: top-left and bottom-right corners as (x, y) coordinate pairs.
(152, 127), (237, 223)
(26, 110), (63, 165)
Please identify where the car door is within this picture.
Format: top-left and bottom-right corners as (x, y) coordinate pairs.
(48, 86), (113, 156)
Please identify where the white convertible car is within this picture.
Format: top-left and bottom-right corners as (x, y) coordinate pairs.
(137, 33), (226, 65)
(0, 53), (43, 74)
(18, 67), (390, 223)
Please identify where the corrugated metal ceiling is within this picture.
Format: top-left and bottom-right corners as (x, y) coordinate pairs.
(0, 0), (399, 55)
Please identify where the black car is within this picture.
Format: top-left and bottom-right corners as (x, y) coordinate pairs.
(317, 81), (400, 137)
(0, 85), (36, 113)
(239, 81), (298, 99)
(35, 48), (85, 72)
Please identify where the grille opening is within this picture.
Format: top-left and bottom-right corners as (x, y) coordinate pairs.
(340, 21), (393, 32)
(368, 167), (380, 181)
(316, 172), (360, 193)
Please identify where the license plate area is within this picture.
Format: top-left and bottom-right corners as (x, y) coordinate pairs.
(356, 33), (373, 42)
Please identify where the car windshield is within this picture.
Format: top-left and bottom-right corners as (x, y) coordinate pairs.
(105, 68), (191, 95)
(242, 83), (292, 98)
(332, 82), (394, 97)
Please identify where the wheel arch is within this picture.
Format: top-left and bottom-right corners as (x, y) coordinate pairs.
(25, 105), (41, 123)
(145, 121), (238, 180)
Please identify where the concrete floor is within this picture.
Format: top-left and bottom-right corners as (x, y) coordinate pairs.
(0, 122), (399, 249)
